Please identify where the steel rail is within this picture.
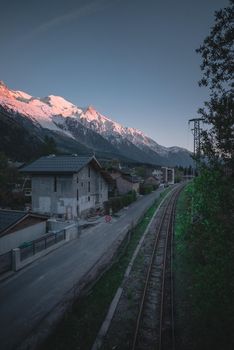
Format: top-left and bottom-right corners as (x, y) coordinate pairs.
(170, 195), (177, 350)
(131, 186), (180, 350)
(158, 188), (180, 350)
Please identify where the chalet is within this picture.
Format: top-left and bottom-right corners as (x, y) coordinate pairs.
(21, 155), (111, 218)
(109, 168), (140, 195)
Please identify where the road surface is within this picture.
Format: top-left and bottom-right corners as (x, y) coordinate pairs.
(0, 189), (164, 350)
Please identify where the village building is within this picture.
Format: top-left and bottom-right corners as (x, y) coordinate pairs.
(152, 167), (175, 185)
(21, 155), (111, 219)
(0, 210), (48, 254)
(161, 166), (175, 185)
(108, 168), (140, 195)
(144, 176), (160, 187)
(152, 168), (163, 183)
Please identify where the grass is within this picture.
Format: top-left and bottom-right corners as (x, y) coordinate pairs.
(174, 184), (194, 350)
(174, 180), (234, 350)
(40, 188), (171, 350)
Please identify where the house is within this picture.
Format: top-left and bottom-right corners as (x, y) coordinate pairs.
(20, 155), (111, 218)
(109, 168), (140, 195)
(152, 168), (163, 182)
(161, 167), (175, 185)
(152, 167), (175, 185)
(0, 210), (48, 254)
(144, 176), (160, 187)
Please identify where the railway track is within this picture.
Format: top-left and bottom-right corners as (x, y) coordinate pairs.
(131, 186), (183, 350)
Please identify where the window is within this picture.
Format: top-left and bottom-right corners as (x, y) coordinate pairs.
(54, 176), (57, 192)
(77, 189), (79, 200)
(77, 176), (79, 183)
(88, 196), (90, 202)
(88, 167), (91, 178)
(60, 177), (72, 193)
(88, 181), (90, 192)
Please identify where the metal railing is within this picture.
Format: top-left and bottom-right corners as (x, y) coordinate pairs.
(20, 230), (66, 261)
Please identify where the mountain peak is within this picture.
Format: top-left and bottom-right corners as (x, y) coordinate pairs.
(45, 95), (77, 109)
(0, 80), (7, 88)
(0, 81), (192, 166)
(86, 105), (97, 113)
(0, 81), (10, 92)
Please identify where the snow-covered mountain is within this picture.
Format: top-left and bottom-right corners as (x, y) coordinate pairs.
(0, 81), (192, 166)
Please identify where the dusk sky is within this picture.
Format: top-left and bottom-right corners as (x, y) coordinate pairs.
(0, 0), (228, 150)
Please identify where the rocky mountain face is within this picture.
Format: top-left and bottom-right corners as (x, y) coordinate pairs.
(0, 80), (193, 166)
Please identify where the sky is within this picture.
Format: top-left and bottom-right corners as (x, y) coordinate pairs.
(0, 0), (229, 150)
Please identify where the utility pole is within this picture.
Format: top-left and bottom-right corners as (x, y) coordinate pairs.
(188, 118), (203, 221)
(188, 118), (204, 177)
(188, 118), (203, 159)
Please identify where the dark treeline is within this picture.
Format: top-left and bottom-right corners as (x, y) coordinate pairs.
(176, 1), (234, 349)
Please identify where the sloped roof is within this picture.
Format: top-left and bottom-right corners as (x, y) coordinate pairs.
(0, 210), (48, 236)
(0, 210), (27, 234)
(122, 174), (141, 183)
(20, 155), (97, 174)
(100, 170), (116, 186)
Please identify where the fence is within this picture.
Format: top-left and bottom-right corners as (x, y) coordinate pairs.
(0, 251), (12, 275)
(20, 230), (66, 261)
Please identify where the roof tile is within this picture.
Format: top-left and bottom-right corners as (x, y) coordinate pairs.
(0, 210), (27, 233)
(20, 155), (93, 173)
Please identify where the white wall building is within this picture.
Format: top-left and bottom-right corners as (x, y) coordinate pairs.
(21, 155), (110, 218)
(152, 168), (163, 182)
(161, 167), (175, 185)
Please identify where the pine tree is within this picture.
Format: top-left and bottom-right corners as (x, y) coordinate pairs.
(196, 0), (234, 169)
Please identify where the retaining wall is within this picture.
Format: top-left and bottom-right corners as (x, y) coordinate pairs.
(0, 222), (46, 255)
(12, 223), (79, 271)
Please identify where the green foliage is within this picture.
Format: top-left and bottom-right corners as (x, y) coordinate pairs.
(183, 165), (193, 175)
(0, 108), (44, 162)
(0, 152), (8, 188)
(40, 135), (57, 156)
(196, 0), (233, 93)
(135, 166), (147, 178)
(196, 1), (234, 168)
(175, 171), (234, 349)
(199, 94), (234, 168)
(139, 184), (154, 195)
(0, 152), (26, 209)
(108, 190), (137, 213)
(176, 4), (234, 346)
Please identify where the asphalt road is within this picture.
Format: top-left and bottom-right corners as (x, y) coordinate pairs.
(0, 189), (164, 350)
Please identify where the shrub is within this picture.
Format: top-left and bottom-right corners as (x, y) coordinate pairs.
(139, 184), (154, 195)
(106, 191), (137, 213)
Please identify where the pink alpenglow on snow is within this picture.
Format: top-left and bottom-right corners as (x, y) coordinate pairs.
(0, 81), (188, 156)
